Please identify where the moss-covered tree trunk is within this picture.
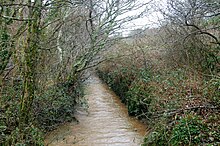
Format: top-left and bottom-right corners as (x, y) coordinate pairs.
(19, 0), (42, 134)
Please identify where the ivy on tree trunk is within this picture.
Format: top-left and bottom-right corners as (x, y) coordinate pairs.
(19, 0), (42, 136)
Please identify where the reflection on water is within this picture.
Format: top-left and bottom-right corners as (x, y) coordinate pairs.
(45, 75), (147, 146)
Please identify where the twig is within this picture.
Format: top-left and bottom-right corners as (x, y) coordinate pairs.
(1, 15), (35, 21)
(3, 66), (15, 80)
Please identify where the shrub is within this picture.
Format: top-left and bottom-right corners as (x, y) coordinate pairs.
(142, 119), (169, 146)
(204, 76), (220, 106)
(0, 79), (83, 145)
(126, 69), (153, 116)
(170, 114), (207, 146)
(143, 113), (220, 146)
(97, 67), (135, 103)
(3, 126), (44, 146)
(33, 81), (83, 131)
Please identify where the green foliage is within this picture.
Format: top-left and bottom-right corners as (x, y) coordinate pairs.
(0, 82), (44, 145)
(4, 126), (44, 146)
(170, 114), (207, 146)
(97, 68), (135, 103)
(0, 28), (11, 74)
(201, 46), (220, 72)
(143, 113), (220, 146)
(142, 120), (169, 146)
(126, 69), (153, 116)
(34, 81), (83, 131)
(0, 78), (83, 145)
(204, 76), (220, 105)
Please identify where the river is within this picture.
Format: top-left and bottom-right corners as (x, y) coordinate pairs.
(45, 75), (147, 146)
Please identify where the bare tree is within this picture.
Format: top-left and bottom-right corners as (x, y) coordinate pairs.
(56, 0), (151, 82)
(159, 0), (220, 71)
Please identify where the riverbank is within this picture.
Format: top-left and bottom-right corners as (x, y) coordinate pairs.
(97, 65), (220, 146)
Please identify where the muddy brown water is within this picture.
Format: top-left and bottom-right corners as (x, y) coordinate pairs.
(45, 75), (147, 146)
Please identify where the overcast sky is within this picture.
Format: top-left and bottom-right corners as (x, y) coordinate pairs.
(117, 0), (166, 35)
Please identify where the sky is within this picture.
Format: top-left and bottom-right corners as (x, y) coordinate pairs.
(117, 0), (167, 36)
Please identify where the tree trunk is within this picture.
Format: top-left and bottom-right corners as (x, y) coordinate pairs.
(19, 0), (42, 134)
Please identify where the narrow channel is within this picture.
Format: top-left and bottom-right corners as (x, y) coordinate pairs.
(45, 75), (147, 146)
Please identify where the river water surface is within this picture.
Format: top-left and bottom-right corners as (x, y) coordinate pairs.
(45, 75), (147, 146)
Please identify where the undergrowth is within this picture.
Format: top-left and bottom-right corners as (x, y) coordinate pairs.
(0, 79), (83, 145)
(98, 60), (220, 145)
(144, 112), (220, 146)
